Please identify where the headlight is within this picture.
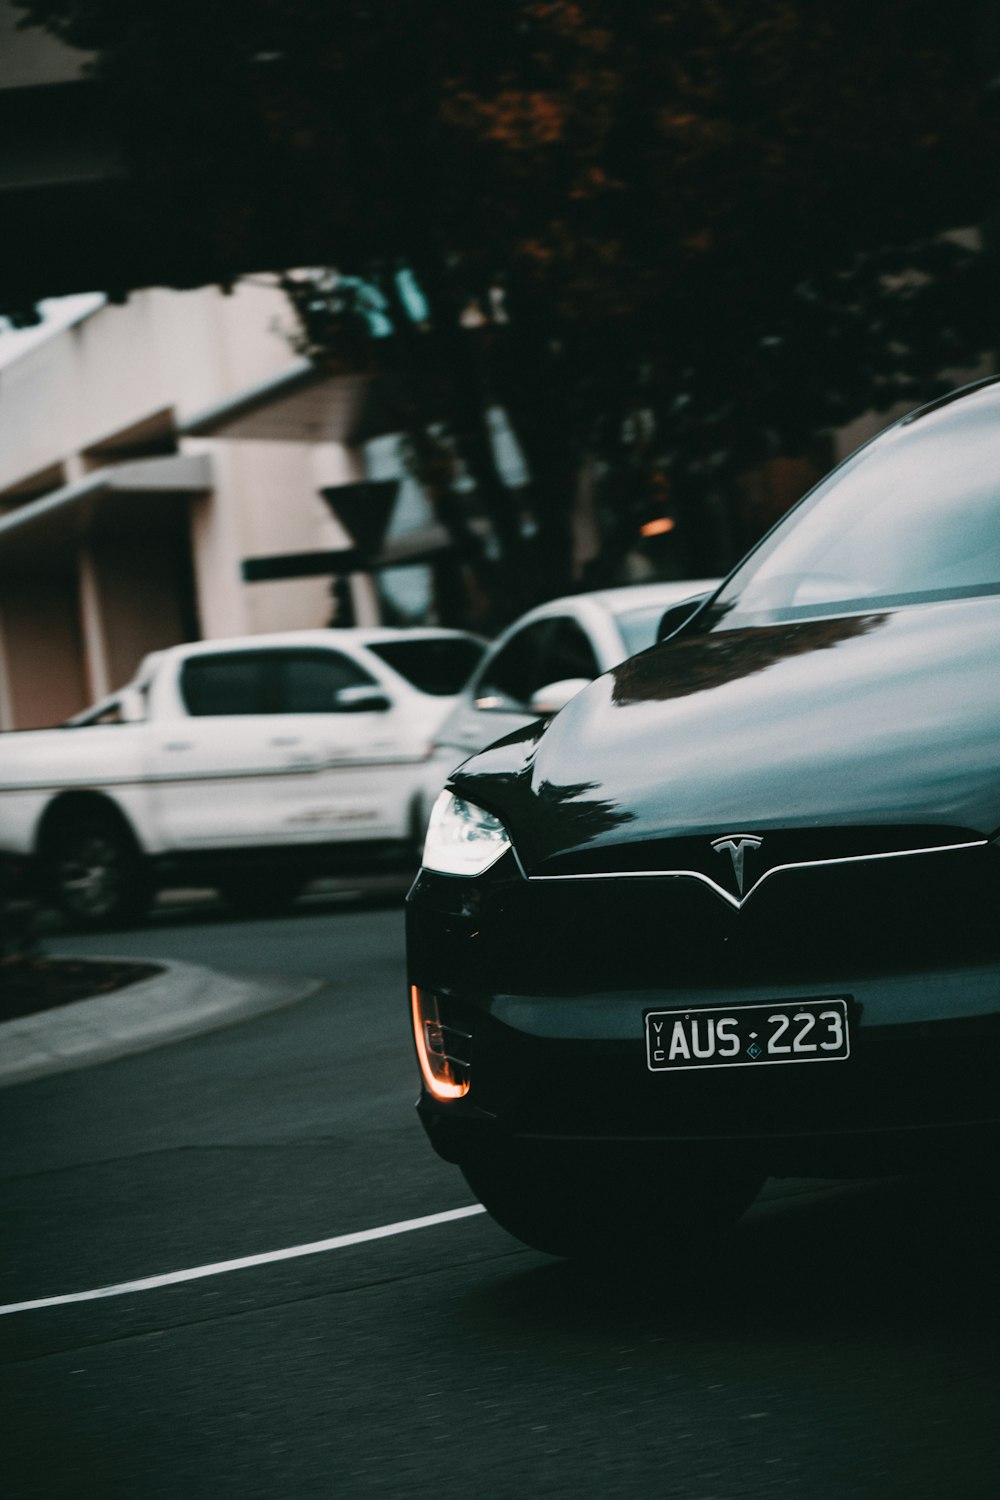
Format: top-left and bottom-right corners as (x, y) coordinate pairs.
(421, 790), (511, 876)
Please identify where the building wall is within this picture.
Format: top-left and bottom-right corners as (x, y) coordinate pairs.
(0, 284), (367, 727)
(185, 435), (355, 639)
(0, 566), (88, 727)
(0, 282), (305, 495)
(86, 520), (195, 692)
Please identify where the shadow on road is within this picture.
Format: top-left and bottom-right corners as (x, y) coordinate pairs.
(462, 1172), (1000, 1347)
(458, 1174), (1000, 1498)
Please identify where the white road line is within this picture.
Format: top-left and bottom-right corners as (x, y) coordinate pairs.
(0, 1203), (488, 1317)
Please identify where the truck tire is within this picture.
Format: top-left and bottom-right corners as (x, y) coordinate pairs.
(42, 807), (150, 930)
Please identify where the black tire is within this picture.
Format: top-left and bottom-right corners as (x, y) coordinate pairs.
(42, 808), (150, 930)
(218, 873), (305, 915)
(460, 1142), (763, 1260)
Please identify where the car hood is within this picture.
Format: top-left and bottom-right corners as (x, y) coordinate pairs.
(451, 597), (1000, 872)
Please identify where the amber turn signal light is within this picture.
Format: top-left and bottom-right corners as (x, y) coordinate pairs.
(410, 985), (471, 1100)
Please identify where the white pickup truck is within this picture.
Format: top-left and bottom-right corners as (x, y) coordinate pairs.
(0, 628), (485, 928)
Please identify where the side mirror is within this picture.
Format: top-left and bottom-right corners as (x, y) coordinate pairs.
(334, 685), (392, 713)
(529, 677), (591, 716)
(656, 592), (710, 643)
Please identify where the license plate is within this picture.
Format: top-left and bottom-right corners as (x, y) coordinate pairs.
(644, 997), (851, 1072)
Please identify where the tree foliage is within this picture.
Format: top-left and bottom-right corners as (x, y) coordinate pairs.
(17, 0), (1000, 614)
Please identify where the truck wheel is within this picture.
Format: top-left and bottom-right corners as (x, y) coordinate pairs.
(42, 810), (150, 930)
(460, 1143), (763, 1260)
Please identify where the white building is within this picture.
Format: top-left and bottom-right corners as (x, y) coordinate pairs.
(0, 281), (413, 728)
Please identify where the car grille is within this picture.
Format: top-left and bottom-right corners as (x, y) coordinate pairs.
(484, 834), (1000, 990)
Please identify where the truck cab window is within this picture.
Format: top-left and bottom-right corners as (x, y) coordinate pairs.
(180, 655), (269, 716)
(276, 651), (378, 713)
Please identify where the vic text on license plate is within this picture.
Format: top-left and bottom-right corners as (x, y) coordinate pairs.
(645, 998), (851, 1072)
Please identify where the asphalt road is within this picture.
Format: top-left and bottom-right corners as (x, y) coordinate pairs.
(3, 886), (1000, 1499)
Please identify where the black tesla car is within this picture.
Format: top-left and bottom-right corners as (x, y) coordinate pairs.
(406, 377), (1000, 1257)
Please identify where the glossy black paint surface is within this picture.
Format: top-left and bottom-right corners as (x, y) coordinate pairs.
(452, 597), (1000, 875)
(407, 379), (1000, 1177)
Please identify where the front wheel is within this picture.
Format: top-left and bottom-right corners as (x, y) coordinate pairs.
(42, 810), (150, 930)
(460, 1142), (763, 1260)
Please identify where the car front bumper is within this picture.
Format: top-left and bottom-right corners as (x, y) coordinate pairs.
(406, 853), (1000, 1176)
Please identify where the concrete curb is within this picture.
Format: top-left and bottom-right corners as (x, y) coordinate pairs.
(0, 960), (322, 1089)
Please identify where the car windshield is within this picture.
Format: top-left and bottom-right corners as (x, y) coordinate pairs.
(367, 637), (485, 695)
(709, 384), (1000, 630)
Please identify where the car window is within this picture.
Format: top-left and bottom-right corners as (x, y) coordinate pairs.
(367, 637), (485, 695)
(180, 649), (377, 716)
(712, 386), (1000, 628)
(476, 621), (551, 709)
(276, 650), (376, 713)
(477, 617), (599, 710)
(181, 654), (269, 716)
(542, 617), (601, 684)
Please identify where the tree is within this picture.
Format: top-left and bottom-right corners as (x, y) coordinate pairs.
(17, 0), (1000, 615)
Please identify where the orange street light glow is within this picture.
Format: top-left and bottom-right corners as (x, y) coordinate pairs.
(640, 516), (676, 538)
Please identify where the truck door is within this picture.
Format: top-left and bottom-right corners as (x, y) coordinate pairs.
(265, 647), (419, 843)
(147, 649), (319, 848)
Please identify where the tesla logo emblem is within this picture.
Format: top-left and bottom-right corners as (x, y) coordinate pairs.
(711, 834), (763, 896)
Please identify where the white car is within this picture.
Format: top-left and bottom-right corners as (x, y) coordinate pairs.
(432, 580), (720, 767)
(0, 627), (485, 926)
